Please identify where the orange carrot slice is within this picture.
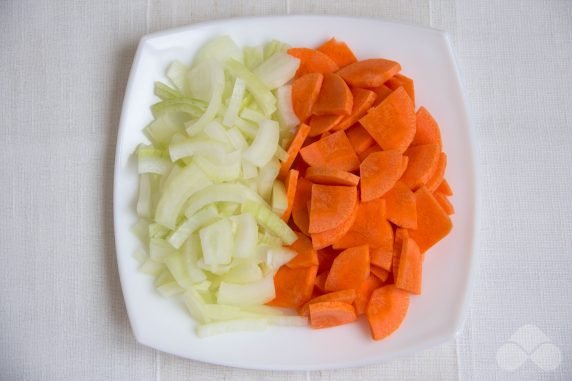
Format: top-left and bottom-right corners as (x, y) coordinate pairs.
(392, 228), (408, 280)
(383, 181), (417, 229)
(286, 232), (319, 269)
(313, 73), (353, 116)
(359, 87), (416, 153)
(366, 285), (410, 340)
(306, 167), (360, 186)
(309, 184), (357, 233)
(360, 150), (403, 201)
(370, 248), (393, 272)
(409, 186), (453, 253)
(314, 271), (329, 293)
(281, 169), (299, 221)
(299, 289), (357, 316)
(288, 48), (339, 78)
(308, 114), (344, 137)
(437, 179), (453, 196)
(292, 73), (323, 122)
(309, 301), (357, 329)
(385, 73), (415, 104)
(412, 106), (442, 149)
(346, 124), (375, 154)
(395, 236), (422, 294)
(371, 84), (393, 106)
(433, 191), (455, 215)
(333, 199), (393, 250)
(332, 88), (377, 131)
(398, 156), (409, 178)
(325, 245), (370, 291)
(337, 58), (401, 87)
(300, 130), (360, 172)
(311, 202), (358, 250)
(371, 266), (390, 282)
(400, 144), (440, 190)
(279, 123), (311, 179)
(317, 38), (358, 68)
(426, 152), (447, 192)
(357, 144), (381, 162)
(267, 265), (318, 308)
(291, 177), (312, 235)
(354, 274), (383, 315)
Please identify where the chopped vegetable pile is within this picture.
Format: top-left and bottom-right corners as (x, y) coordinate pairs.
(133, 35), (454, 341)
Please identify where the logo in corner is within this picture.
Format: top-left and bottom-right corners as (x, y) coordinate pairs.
(496, 324), (561, 371)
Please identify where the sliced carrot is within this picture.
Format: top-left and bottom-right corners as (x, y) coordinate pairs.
(279, 123), (311, 179)
(309, 301), (357, 329)
(298, 289), (357, 316)
(317, 38), (357, 68)
(287, 232), (319, 269)
(346, 124), (374, 154)
(366, 285), (410, 340)
(385, 73), (415, 104)
(354, 274), (383, 315)
(300, 130), (360, 172)
(398, 156), (409, 178)
(409, 186), (453, 253)
(314, 271), (329, 293)
(371, 266), (390, 282)
(288, 48), (339, 78)
(359, 87), (416, 153)
(291, 177), (312, 235)
(383, 181), (417, 229)
(333, 199), (393, 251)
(357, 144), (381, 162)
(325, 245), (370, 291)
(400, 144), (440, 190)
(392, 228), (408, 280)
(337, 58), (401, 87)
(370, 248), (393, 272)
(292, 73), (323, 122)
(313, 73), (353, 116)
(433, 191), (455, 215)
(332, 88), (377, 131)
(309, 185), (357, 234)
(437, 178), (453, 196)
(412, 106), (442, 149)
(396, 236), (422, 294)
(311, 202), (358, 249)
(360, 150), (403, 201)
(306, 167), (360, 186)
(371, 84), (393, 106)
(281, 169), (299, 222)
(267, 265), (318, 308)
(308, 114), (344, 137)
(426, 152), (447, 192)
(317, 247), (338, 273)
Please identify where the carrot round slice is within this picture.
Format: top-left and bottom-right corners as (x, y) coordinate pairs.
(279, 123), (311, 179)
(308, 114), (344, 137)
(309, 184), (357, 233)
(337, 58), (401, 87)
(346, 124), (375, 155)
(332, 88), (377, 131)
(400, 144), (440, 190)
(292, 73), (323, 122)
(366, 285), (410, 340)
(299, 289), (357, 316)
(383, 181), (417, 229)
(325, 245), (370, 291)
(291, 177), (312, 235)
(359, 87), (416, 153)
(300, 130), (360, 172)
(306, 167), (360, 186)
(288, 48), (339, 77)
(412, 106), (442, 149)
(309, 301), (357, 329)
(267, 265), (318, 308)
(311, 202), (358, 250)
(316, 38), (358, 68)
(409, 186), (452, 253)
(313, 73), (353, 116)
(286, 232), (319, 269)
(354, 274), (383, 315)
(396, 236), (423, 294)
(360, 150), (403, 201)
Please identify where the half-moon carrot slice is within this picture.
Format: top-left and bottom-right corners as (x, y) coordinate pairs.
(408, 186), (453, 253)
(325, 245), (370, 291)
(313, 73), (353, 116)
(395, 236), (423, 294)
(337, 58), (401, 87)
(306, 167), (360, 186)
(400, 144), (440, 190)
(317, 38), (358, 68)
(309, 184), (357, 233)
(292, 73), (323, 122)
(288, 48), (339, 77)
(300, 130), (360, 172)
(309, 301), (357, 329)
(366, 285), (410, 340)
(383, 181), (417, 229)
(412, 106), (442, 149)
(360, 150), (403, 201)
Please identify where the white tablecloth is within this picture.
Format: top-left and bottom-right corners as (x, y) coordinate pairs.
(1, 1), (571, 380)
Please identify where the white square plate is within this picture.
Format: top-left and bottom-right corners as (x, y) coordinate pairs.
(114, 15), (477, 370)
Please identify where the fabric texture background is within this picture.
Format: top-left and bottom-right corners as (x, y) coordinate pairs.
(1, 1), (571, 380)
